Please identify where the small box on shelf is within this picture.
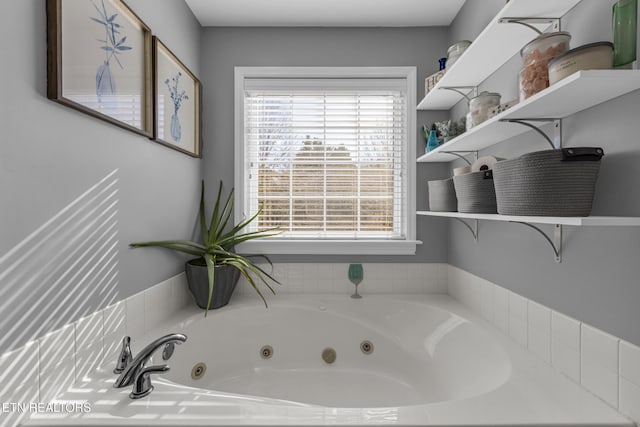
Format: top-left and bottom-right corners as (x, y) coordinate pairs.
(424, 70), (446, 97)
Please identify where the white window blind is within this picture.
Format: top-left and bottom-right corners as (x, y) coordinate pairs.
(235, 67), (418, 255)
(244, 78), (406, 239)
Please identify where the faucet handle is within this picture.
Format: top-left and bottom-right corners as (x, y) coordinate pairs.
(113, 336), (133, 374)
(129, 364), (170, 399)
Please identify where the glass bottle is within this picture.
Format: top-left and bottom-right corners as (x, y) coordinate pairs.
(613, 0), (638, 68)
(426, 124), (439, 152)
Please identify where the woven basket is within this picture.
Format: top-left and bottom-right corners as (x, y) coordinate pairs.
(453, 170), (497, 213)
(492, 147), (604, 216)
(428, 178), (457, 212)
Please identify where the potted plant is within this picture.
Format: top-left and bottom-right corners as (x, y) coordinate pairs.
(130, 181), (280, 312)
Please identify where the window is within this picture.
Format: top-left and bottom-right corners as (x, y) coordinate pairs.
(234, 67), (418, 255)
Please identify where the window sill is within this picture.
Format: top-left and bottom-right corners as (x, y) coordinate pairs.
(235, 239), (422, 255)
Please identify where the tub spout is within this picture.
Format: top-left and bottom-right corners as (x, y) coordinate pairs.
(114, 333), (187, 389)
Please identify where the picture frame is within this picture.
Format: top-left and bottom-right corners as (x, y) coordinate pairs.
(46, 0), (153, 137)
(153, 37), (202, 158)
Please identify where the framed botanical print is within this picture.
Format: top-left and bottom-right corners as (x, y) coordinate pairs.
(46, 0), (153, 137)
(153, 37), (202, 158)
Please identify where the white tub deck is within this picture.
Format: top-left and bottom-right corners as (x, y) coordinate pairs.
(25, 294), (634, 426)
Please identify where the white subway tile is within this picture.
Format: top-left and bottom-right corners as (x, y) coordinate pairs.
(171, 273), (192, 311)
(144, 277), (174, 330)
(529, 330), (551, 364)
(75, 344), (103, 383)
(402, 264), (424, 294)
(510, 317), (528, 347)
(39, 324), (74, 376)
(552, 311), (581, 351)
(75, 311), (103, 351)
(509, 292), (528, 320)
(317, 279), (335, 294)
(125, 291), (145, 339)
(103, 300), (126, 337)
(0, 341), (39, 397)
(287, 263), (305, 281)
(528, 301), (551, 332)
(552, 341), (581, 383)
(272, 263), (288, 282)
(581, 324), (619, 373)
(0, 381), (39, 426)
(478, 279), (493, 323)
(508, 292), (528, 346)
(620, 377), (640, 424)
(40, 361), (74, 403)
(103, 333), (125, 372)
(581, 356), (619, 408)
(620, 341), (640, 386)
(528, 301), (551, 363)
(362, 278), (389, 294)
(315, 264), (333, 281)
(493, 285), (509, 335)
(391, 263), (409, 293)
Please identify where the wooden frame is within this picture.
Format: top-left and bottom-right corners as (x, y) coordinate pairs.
(153, 37), (202, 158)
(46, 0), (153, 137)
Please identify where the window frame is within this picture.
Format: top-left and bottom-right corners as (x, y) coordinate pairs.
(234, 66), (418, 255)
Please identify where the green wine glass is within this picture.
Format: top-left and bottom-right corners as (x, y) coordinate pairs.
(348, 263), (364, 299)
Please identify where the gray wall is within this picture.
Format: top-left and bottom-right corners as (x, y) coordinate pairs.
(200, 26), (452, 264)
(0, 0), (201, 351)
(447, 0), (640, 346)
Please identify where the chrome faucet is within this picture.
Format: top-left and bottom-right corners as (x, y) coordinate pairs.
(114, 333), (187, 398)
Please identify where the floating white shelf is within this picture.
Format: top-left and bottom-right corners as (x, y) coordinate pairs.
(417, 70), (640, 163)
(417, 0), (582, 110)
(416, 211), (640, 227)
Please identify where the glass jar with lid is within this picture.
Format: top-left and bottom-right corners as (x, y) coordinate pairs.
(518, 31), (571, 101)
(447, 40), (472, 69)
(468, 91), (501, 128)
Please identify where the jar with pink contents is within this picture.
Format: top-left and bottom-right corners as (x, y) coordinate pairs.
(518, 32), (571, 101)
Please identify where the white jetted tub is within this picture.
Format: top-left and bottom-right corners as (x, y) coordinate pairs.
(27, 294), (634, 426)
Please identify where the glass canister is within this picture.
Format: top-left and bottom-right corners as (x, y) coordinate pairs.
(519, 32), (571, 101)
(447, 40), (472, 69)
(468, 91), (501, 128)
(613, 0), (638, 67)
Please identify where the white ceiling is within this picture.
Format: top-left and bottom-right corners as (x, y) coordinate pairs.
(185, 0), (467, 27)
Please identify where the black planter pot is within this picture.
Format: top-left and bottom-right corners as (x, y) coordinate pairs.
(185, 259), (241, 309)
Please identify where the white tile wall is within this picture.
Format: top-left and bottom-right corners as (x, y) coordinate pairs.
(0, 273), (188, 427)
(2, 264), (639, 426)
(446, 265), (640, 425)
(508, 292), (528, 347)
(528, 300), (551, 364)
(552, 311), (581, 382)
(581, 324), (620, 407)
(235, 263), (448, 297)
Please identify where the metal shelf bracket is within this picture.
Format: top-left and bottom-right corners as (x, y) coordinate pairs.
(453, 218), (478, 242)
(438, 86), (478, 102)
(500, 118), (563, 149)
(498, 17), (561, 34)
(440, 150), (479, 165)
(510, 222), (563, 262)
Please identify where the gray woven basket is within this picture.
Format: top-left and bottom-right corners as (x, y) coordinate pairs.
(453, 170), (497, 213)
(428, 178), (457, 212)
(492, 147), (604, 216)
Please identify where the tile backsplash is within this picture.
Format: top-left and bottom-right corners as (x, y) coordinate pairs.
(447, 265), (640, 425)
(1, 262), (639, 426)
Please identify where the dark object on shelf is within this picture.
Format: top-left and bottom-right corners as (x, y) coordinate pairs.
(428, 178), (457, 212)
(492, 147), (604, 216)
(453, 170), (497, 214)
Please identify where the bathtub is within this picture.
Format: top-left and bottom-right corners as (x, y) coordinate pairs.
(26, 294), (633, 426)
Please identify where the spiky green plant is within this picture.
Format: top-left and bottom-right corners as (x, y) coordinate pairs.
(130, 181), (280, 312)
